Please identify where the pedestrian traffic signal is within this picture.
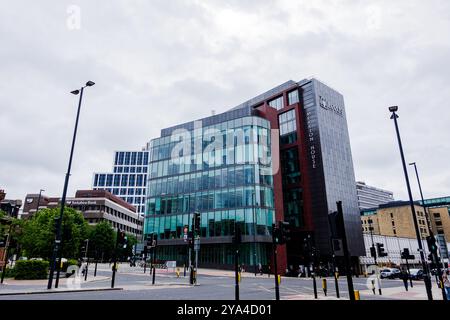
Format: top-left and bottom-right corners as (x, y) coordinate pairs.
(376, 243), (387, 257)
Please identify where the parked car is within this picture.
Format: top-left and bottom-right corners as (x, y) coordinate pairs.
(380, 268), (401, 279)
(409, 269), (424, 280)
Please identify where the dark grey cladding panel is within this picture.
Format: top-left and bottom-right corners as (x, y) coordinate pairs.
(300, 78), (365, 257)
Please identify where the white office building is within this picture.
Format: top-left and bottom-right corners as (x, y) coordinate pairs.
(356, 181), (394, 210)
(92, 145), (149, 215)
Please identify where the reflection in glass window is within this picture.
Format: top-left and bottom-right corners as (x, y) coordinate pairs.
(268, 96), (284, 110)
(288, 90), (299, 105)
(278, 109), (297, 136)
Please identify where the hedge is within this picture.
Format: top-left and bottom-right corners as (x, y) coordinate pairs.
(14, 260), (49, 280)
(0, 266), (17, 278)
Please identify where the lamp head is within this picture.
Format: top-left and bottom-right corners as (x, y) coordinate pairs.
(71, 90), (80, 95)
(86, 81), (95, 87)
(389, 106), (398, 112)
(409, 162), (416, 166)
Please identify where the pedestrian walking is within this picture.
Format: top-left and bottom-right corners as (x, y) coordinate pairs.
(443, 270), (450, 301)
(258, 263), (263, 275)
(401, 268), (409, 291)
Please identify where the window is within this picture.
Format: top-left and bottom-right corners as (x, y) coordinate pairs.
(278, 109), (297, 140)
(288, 90), (299, 105)
(268, 96), (284, 110)
(98, 174), (106, 186)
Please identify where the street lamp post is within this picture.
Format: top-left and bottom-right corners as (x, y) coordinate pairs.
(409, 162), (447, 300)
(388, 106), (433, 300)
(47, 81), (95, 290)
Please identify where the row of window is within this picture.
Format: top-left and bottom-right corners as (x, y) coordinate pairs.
(149, 143), (271, 179)
(113, 166), (148, 174)
(114, 151), (149, 166)
(150, 125), (270, 164)
(153, 117), (271, 147)
(108, 188), (145, 196)
(92, 188), (146, 207)
(145, 208), (275, 239)
(267, 89), (300, 111)
(94, 174), (147, 187)
(147, 186), (274, 215)
(148, 165), (272, 198)
(155, 243), (269, 266)
(109, 219), (142, 235)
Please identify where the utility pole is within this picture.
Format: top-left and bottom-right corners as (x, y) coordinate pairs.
(272, 223), (280, 301)
(111, 229), (120, 288)
(368, 219), (382, 295)
(410, 162), (447, 301)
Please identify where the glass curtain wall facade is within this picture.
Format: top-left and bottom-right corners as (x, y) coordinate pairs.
(145, 114), (275, 267)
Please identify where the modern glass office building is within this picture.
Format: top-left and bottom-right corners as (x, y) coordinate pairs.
(144, 78), (365, 271)
(92, 148), (149, 215)
(145, 106), (275, 268)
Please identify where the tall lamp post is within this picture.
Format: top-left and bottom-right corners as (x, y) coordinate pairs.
(409, 162), (447, 300)
(388, 106), (433, 300)
(47, 81), (95, 290)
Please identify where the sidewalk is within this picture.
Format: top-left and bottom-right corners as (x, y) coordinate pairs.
(359, 283), (447, 300)
(0, 275), (114, 295)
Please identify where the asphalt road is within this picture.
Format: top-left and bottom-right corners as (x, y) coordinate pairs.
(0, 264), (417, 300)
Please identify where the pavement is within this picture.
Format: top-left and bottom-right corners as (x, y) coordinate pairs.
(0, 263), (447, 300)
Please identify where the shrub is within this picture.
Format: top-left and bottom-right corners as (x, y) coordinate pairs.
(0, 266), (17, 278)
(14, 260), (49, 280)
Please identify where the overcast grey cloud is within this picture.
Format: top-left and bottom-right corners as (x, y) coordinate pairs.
(1, 0), (449, 206)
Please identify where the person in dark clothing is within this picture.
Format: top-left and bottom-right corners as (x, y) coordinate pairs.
(401, 268), (409, 291)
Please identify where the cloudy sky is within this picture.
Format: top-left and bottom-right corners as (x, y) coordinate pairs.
(1, 0), (449, 206)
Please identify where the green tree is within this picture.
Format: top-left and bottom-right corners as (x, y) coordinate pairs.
(88, 221), (115, 261)
(19, 207), (89, 259)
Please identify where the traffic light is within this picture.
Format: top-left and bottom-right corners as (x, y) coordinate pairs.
(193, 212), (201, 236)
(370, 246), (377, 258)
(278, 221), (291, 244)
(118, 231), (128, 248)
(232, 224), (242, 245)
(376, 243), (387, 257)
(426, 236), (438, 254)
